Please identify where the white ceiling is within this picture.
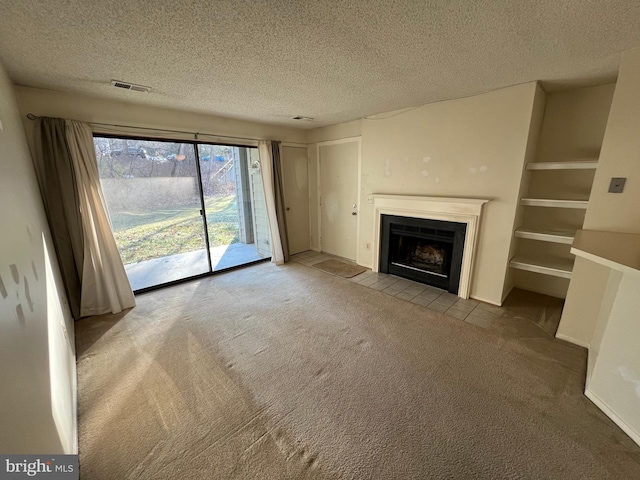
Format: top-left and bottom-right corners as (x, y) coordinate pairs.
(1, 1), (640, 129)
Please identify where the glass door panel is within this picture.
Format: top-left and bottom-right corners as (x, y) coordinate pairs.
(197, 144), (267, 271)
(94, 137), (209, 290)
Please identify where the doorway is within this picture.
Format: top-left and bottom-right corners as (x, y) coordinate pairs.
(318, 139), (360, 261)
(281, 146), (310, 255)
(93, 136), (269, 291)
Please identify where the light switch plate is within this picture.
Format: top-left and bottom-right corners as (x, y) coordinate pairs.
(608, 177), (626, 193)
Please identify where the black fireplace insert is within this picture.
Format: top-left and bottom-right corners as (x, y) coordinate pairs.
(379, 215), (466, 293)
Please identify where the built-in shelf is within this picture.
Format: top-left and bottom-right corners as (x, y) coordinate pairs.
(509, 256), (574, 279)
(526, 161), (598, 170)
(520, 198), (589, 209)
(514, 227), (576, 244)
(513, 156), (598, 289)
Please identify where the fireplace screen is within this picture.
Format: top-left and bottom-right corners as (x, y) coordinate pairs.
(380, 215), (466, 293)
(390, 236), (452, 277)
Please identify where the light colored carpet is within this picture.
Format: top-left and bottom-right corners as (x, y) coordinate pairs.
(75, 262), (640, 479)
(311, 258), (367, 278)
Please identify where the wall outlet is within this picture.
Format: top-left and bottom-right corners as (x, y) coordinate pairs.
(367, 195), (374, 204)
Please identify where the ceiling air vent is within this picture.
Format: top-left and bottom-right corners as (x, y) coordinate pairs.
(111, 79), (151, 93)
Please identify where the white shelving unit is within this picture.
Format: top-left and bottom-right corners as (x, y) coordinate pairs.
(525, 160), (597, 171)
(520, 198), (589, 209)
(510, 160), (597, 283)
(509, 256), (574, 279)
(514, 227), (575, 245)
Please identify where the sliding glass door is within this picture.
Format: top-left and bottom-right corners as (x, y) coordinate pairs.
(197, 144), (266, 271)
(94, 136), (269, 291)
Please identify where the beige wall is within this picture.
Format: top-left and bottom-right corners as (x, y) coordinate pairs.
(585, 49), (640, 232)
(356, 83), (539, 305)
(514, 83), (615, 298)
(559, 48), (640, 348)
(556, 257), (612, 347)
(536, 84), (616, 163)
(15, 86), (308, 145)
(586, 266), (640, 445)
(0, 64), (76, 452)
(307, 120), (362, 144)
(505, 84), (546, 300)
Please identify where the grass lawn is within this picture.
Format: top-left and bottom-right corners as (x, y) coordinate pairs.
(110, 195), (239, 264)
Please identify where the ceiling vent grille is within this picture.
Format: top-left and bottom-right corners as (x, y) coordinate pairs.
(111, 79), (151, 93)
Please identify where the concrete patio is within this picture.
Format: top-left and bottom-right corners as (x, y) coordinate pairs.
(125, 242), (266, 290)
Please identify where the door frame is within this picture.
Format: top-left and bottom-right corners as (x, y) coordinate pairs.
(316, 137), (362, 261)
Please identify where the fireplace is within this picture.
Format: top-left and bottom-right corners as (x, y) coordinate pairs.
(371, 195), (489, 299)
(380, 215), (466, 293)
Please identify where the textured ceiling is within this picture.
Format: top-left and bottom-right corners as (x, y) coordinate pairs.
(1, 1), (640, 128)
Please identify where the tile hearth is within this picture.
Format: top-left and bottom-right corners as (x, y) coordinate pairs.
(291, 251), (564, 339)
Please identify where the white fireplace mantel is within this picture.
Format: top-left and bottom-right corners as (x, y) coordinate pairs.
(372, 195), (489, 299)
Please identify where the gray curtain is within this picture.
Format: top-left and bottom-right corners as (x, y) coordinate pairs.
(33, 118), (84, 319)
(65, 121), (135, 316)
(271, 141), (290, 263)
(32, 116), (135, 319)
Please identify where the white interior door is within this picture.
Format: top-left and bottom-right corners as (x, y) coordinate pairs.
(319, 141), (359, 261)
(281, 146), (310, 255)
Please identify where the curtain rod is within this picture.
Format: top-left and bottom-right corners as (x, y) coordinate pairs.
(25, 113), (277, 144)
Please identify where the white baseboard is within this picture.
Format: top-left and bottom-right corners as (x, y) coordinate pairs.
(585, 388), (640, 447)
(555, 333), (590, 349)
(469, 294), (502, 306)
(501, 285), (514, 304)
